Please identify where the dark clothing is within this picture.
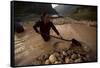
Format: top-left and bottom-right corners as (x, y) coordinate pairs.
(33, 20), (59, 41)
(14, 22), (24, 33)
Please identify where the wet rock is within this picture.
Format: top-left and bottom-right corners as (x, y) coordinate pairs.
(49, 54), (57, 63)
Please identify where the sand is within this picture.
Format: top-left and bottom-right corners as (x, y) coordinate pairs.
(14, 19), (97, 66)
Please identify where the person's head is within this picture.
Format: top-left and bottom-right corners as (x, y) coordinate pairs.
(41, 11), (50, 24)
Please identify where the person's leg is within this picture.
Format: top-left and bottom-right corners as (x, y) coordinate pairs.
(41, 34), (50, 41)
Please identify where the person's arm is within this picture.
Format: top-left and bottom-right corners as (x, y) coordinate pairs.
(33, 21), (40, 33)
(51, 22), (60, 35)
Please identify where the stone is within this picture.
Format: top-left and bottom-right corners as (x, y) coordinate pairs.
(67, 50), (73, 56)
(54, 61), (62, 64)
(86, 55), (90, 59)
(62, 51), (67, 56)
(74, 58), (82, 63)
(83, 46), (90, 52)
(77, 54), (81, 57)
(69, 59), (74, 63)
(38, 55), (43, 61)
(82, 57), (88, 62)
(38, 53), (49, 60)
(57, 56), (63, 63)
(49, 54), (57, 63)
(45, 59), (50, 64)
(32, 59), (42, 65)
(71, 53), (78, 60)
(43, 54), (49, 60)
(85, 55), (90, 61)
(53, 52), (60, 57)
(65, 57), (71, 63)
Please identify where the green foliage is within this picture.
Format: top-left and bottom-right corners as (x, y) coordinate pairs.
(70, 6), (97, 21)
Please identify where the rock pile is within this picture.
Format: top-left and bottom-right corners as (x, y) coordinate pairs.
(32, 44), (91, 65)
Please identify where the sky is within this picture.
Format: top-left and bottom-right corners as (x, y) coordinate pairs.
(52, 4), (59, 8)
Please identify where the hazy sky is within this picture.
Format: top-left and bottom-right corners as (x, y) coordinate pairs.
(52, 4), (59, 8)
